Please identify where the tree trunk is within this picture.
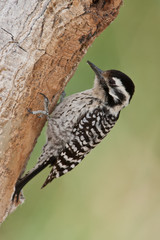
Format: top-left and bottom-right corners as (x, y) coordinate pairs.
(0, 0), (122, 223)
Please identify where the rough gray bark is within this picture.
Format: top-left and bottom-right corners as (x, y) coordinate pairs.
(0, 0), (122, 223)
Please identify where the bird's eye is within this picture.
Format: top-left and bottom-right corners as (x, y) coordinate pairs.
(109, 78), (116, 86)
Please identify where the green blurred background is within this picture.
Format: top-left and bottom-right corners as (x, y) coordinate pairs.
(1, 0), (160, 239)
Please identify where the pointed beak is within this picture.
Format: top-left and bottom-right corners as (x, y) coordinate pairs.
(87, 61), (103, 79)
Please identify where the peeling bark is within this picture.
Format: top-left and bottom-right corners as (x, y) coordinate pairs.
(0, 0), (122, 223)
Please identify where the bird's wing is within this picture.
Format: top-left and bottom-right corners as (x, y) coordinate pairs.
(41, 105), (111, 188)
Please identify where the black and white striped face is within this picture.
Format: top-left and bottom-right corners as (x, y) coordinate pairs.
(107, 70), (135, 107)
(87, 61), (135, 108)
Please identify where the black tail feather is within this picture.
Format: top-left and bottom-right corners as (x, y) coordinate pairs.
(12, 156), (56, 202)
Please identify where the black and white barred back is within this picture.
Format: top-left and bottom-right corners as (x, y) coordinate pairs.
(42, 105), (119, 187)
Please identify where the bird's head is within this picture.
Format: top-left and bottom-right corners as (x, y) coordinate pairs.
(87, 61), (135, 109)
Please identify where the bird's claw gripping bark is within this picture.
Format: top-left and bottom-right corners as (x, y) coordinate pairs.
(27, 93), (50, 119)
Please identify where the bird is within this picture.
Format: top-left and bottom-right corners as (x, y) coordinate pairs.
(12, 61), (135, 201)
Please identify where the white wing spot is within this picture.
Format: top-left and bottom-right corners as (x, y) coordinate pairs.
(92, 120), (96, 126)
(83, 140), (87, 145)
(86, 113), (91, 118)
(56, 172), (60, 178)
(80, 136), (85, 141)
(83, 146), (89, 151)
(83, 117), (88, 123)
(71, 164), (75, 168)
